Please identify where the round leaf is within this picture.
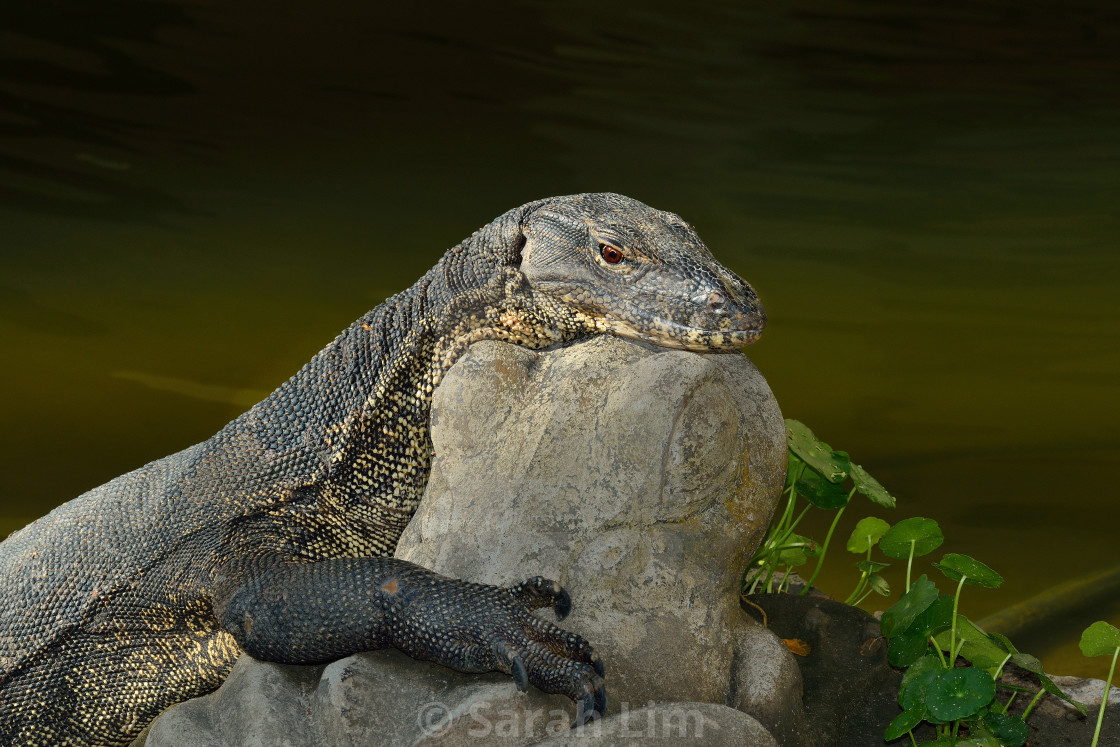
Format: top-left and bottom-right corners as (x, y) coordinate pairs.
(911, 594), (954, 638)
(879, 517), (944, 559)
(900, 652), (944, 692)
(881, 575), (939, 637)
(775, 547), (808, 567)
(856, 559), (890, 574)
(933, 553), (1004, 589)
(1080, 621), (1120, 658)
(795, 470), (850, 510)
(982, 712), (1028, 747)
(850, 463), (897, 507)
(888, 595), (952, 667)
(900, 657), (943, 710)
(785, 419), (850, 483)
(925, 668), (996, 721)
(883, 704), (926, 741)
(931, 615), (1008, 668)
(888, 627), (932, 668)
(847, 517), (890, 553)
(774, 534), (818, 567)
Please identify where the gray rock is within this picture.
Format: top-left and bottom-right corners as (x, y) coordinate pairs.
(145, 336), (792, 746)
(534, 702), (778, 746)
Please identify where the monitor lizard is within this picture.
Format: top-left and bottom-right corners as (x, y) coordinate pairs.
(0, 193), (766, 746)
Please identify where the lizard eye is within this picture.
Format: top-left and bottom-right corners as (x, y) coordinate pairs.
(599, 243), (624, 264)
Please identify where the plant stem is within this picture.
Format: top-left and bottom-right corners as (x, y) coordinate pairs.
(843, 574), (867, 605)
(993, 652), (1012, 682)
(948, 575), (967, 667)
(801, 487), (855, 595)
(762, 555), (779, 593)
(844, 526), (876, 605)
(776, 486), (797, 533)
(779, 566), (794, 593)
(787, 503), (812, 536)
(777, 462), (806, 529)
(931, 636), (948, 668)
(906, 541), (915, 590)
(1090, 646), (1119, 747)
(1022, 687), (1047, 720)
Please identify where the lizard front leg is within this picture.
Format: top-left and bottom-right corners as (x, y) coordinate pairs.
(217, 557), (607, 723)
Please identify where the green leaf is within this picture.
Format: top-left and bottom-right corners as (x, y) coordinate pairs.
(888, 595), (953, 667)
(846, 517), (891, 553)
(883, 704), (926, 741)
(899, 654), (944, 710)
(881, 575), (939, 637)
(1003, 650), (1087, 715)
(1080, 621), (1120, 657)
(1010, 651), (1043, 674)
(986, 632), (1018, 655)
(879, 517), (944, 559)
(785, 419), (849, 483)
(774, 534), (819, 567)
(856, 559), (890, 574)
(915, 595), (955, 636)
(931, 615), (1008, 669)
(868, 573), (890, 596)
(775, 547), (808, 566)
(889, 627), (933, 668)
(925, 668), (996, 721)
(850, 463), (896, 507)
(795, 470), (850, 510)
(900, 653), (944, 693)
(933, 553), (1004, 589)
(982, 712), (1028, 747)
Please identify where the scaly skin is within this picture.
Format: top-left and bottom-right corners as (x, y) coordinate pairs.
(0, 193), (765, 746)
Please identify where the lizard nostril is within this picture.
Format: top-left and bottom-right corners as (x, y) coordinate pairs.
(707, 290), (726, 312)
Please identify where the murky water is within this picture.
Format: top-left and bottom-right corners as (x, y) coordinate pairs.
(2, 1), (1118, 679)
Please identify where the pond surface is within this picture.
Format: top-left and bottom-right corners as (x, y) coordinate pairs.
(2, 1), (1118, 679)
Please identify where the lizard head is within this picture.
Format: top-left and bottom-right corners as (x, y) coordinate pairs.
(518, 193), (766, 352)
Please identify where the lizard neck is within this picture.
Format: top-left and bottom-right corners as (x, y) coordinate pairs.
(307, 234), (587, 557)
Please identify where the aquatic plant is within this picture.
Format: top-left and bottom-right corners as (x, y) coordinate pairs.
(745, 419), (895, 595)
(748, 420), (1091, 745)
(879, 543), (1084, 744)
(1080, 621), (1120, 747)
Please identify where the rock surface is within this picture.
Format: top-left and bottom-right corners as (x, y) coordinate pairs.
(143, 336), (794, 746)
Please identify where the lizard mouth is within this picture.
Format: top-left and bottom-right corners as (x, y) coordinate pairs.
(597, 317), (764, 352)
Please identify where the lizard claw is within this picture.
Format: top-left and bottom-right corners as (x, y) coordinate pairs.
(509, 576), (571, 621)
(573, 685), (608, 728)
(494, 642), (530, 692)
(554, 587), (572, 621)
(590, 650), (605, 678)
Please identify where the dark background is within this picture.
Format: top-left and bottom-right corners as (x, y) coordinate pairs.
(2, 0), (1118, 677)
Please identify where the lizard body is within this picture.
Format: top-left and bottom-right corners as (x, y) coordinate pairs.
(0, 193), (765, 745)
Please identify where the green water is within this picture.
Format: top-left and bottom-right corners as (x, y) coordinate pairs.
(2, 1), (1118, 680)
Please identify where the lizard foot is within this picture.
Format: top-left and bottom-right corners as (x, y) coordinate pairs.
(382, 569), (607, 725)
